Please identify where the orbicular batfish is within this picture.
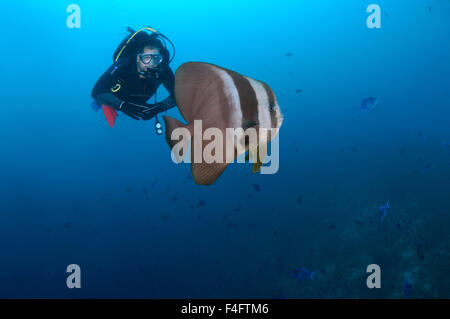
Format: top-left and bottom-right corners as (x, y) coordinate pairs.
(163, 62), (283, 185)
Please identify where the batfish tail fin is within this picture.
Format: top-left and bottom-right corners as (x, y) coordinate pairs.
(246, 144), (267, 174)
(252, 160), (264, 174)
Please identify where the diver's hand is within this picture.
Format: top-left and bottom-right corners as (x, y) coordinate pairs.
(140, 99), (177, 121)
(140, 103), (162, 121)
(119, 101), (150, 120)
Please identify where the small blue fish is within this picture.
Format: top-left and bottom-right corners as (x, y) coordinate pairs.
(416, 130), (426, 139)
(360, 97), (379, 112)
(442, 141), (450, 152)
(197, 200), (206, 208)
(420, 162), (433, 174)
(253, 184), (261, 192)
(291, 268), (314, 282)
(379, 201), (390, 223)
(161, 213), (170, 219)
(402, 278), (412, 298)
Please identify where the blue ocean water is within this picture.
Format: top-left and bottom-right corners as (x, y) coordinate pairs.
(0, 0), (449, 298)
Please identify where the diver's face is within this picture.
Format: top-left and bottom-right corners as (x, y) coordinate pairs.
(137, 46), (161, 73)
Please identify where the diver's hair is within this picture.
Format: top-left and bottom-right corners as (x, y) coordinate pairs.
(136, 32), (165, 55)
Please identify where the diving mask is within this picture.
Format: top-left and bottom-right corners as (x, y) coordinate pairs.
(139, 53), (163, 65)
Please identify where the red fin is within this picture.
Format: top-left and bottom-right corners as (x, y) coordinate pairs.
(102, 104), (118, 128)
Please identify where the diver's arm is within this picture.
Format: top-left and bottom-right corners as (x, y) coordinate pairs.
(92, 65), (153, 120)
(91, 64), (119, 99)
(139, 98), (176, 121)
(95, 93), (121, 108)
(96, 93), (152, 120)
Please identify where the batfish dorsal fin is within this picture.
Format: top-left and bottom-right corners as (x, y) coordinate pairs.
(174, 62), (233, 124)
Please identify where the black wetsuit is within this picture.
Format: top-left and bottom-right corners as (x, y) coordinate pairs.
(91, 63), (176, 120)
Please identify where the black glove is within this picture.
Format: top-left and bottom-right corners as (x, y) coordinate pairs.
(140, 98), (177, 121)
(95, 93), (150, 121)
(139, 103), (163, 121)
(120, 101), (153, 120)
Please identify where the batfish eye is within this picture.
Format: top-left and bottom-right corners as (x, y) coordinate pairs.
(269, 104), (275, 112)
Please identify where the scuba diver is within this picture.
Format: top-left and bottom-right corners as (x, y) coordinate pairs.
(91, 27), (177, 134)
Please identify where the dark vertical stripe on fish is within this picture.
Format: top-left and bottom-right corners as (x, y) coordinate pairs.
(224, 69), (259, 129)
